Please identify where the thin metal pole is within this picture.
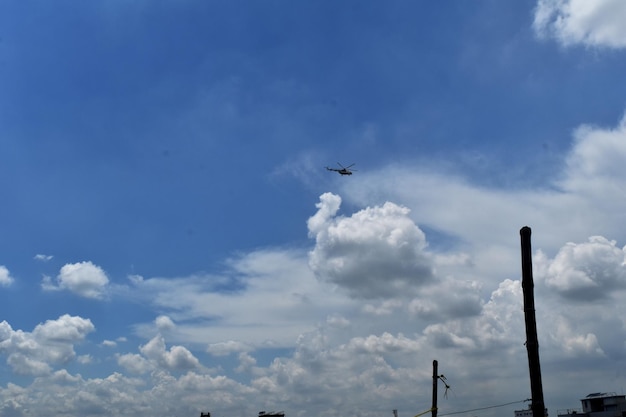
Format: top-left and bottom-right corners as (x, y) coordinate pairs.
(432, 360), (438, 417)
(520, 227), (546, 417)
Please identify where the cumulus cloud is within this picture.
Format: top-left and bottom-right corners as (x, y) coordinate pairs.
(533, 0), (626, 48)
(421, 279), (525, 354)
(118, 333), (201, 375)
(234, 352), (257, 373)
(155, 315), (176, 332)
(101, 340), (117, 348)
(308, 193), (434, 299)
(117, 353), (152, 374)
(535, 236), (626, 300)
(139, 334), (200, 371)
(33, 254), (53, 262)
(0, 265), (14, 287)
(42, 261), (109, 299)
(0, 315), (94, 376)
(550, 317), (605, 357)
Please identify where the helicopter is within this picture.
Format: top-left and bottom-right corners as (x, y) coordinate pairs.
(326, 162), (357, 176)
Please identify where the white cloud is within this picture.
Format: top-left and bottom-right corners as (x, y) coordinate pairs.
(533, 0), (626, 48)
(43, 261), (109, 299)
(117, 332), (202, 375)
(550, 317), (605, 357)
(407, 277), (483, 321)
(535, 236), (626, 300)
(560, 115), (626, 203)
(326, 314), (350, 329)
(207, 340), (252, 356)
(0, 265), (14, 287)
(139, 334), (200, 371)
(117, 353), (152, 374)
(76, 355), (92, 364)
(0, 315), (94, 376)
(234, 352), (257, 373)
(155, 315), (176, 332)
(33, 254), (53, 262)
(308, 193), (434, 299)
(128, 249), (348, 348)
(33, 314), (95, 343)
(362, 299), (403, 316)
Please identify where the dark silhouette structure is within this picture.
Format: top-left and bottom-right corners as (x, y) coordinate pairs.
(326, 162), (357, 175)
(520, 227), (546, 417)
(258, 412), (285, 417)
(432, 360), (438, 417)
(430, 360), (449, 417)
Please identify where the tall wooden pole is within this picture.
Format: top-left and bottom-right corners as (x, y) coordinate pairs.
(432, 360), (438, 417)
(520, 227), (546, 417)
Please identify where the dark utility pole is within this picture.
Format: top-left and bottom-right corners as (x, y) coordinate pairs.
(520, 227), (546, 417)
(431, 360), (438, 417)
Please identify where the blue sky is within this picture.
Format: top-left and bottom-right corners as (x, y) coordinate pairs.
(3, 1), (626, 416)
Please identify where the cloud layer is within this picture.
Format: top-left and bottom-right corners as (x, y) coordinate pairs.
(534, 0), (626, 48)
(4, 110), (626, 416)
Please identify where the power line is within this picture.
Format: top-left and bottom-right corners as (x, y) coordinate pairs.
(438, 398), (530, 416)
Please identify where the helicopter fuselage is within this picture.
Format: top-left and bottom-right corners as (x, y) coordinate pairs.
(326, 167), (353, 175)
(326, 163), (356, 176)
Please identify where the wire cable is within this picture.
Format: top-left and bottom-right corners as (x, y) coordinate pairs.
(413, 407), (435, 417)
(438, 398), (530, 416)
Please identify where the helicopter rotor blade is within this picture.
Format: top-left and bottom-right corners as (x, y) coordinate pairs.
(345, 163), (356, 169)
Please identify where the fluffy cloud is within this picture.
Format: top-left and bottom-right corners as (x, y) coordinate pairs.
(549, 317), (605, 357)
(155, 315), (176, 332)
(533, 0), (626, 48)
(0, 371), (160, 417)
(0, 315), (94, 376)
(421, 279), (524, 353)
(140, 334), (200, 371)
(535, 236), (626, 300)
(0, 265), (14, 287)
(117, 353), (152, 375)
(559, 115), (626, 213)
(308, 193), (434, 299)
(42, 261), (109, 299)
(118, 333), (201, 375)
